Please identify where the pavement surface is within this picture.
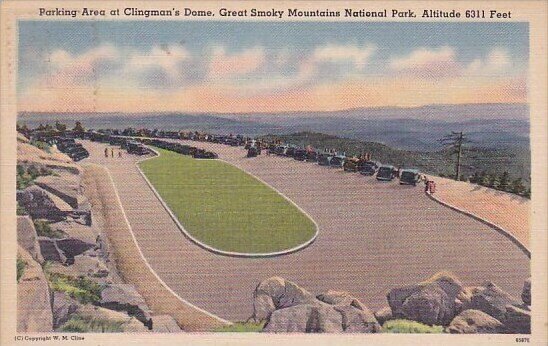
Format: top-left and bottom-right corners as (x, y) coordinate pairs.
(80, 140), (530, 322)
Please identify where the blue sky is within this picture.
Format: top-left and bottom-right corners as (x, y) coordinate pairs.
(18, 21), (529, 113)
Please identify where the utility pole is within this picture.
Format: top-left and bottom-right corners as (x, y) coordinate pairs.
(455, 131), (463, 181)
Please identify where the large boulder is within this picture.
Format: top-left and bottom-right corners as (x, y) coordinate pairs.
(387, 272), (464, 326)
(48, 255), (109, 280)
(17, 216), (44, 263)
(503, 305), (531, 334)
(263, 304), (343, 333)
(253, 277), (317, 321)
(34, 174), (81, 209)
(317, 290), (380, 333)
(521, 278), (531, 306)
(151, 315), (183, 333)
(17, 185), (72, 221)
(468, 282), (521, 321)
(38, 237), (67, 263)
(56, 238), (96, 260)
(100, 284), (152, 324)
(52, 292), (81, 329)
(374, 306), (393, 326)
(447, 309), (504, 334)
(49, 220), (98, 246)
(17, 246), (53, 332)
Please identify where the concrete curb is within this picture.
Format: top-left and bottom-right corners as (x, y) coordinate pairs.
(425, 190), (530, 258)
(136, 146), (320, 258)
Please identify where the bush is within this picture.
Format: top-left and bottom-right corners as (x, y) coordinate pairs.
(382, 319), (444, 333)
(59, 315), (124, 333)
(16, 202), (28, 216)
(17, 257), (27, 282)
(212, 321), (265, 332)
(47, 272), (103, 304)
(16, 164), (52, 190)
(33, 220), (65, 238)
(30, 140), (51, 153)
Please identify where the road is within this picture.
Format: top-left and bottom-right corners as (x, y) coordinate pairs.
(81, 140), (530, 322)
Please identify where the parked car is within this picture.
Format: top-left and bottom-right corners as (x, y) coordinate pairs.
(376, 165), (397, 181)
(247, 146), (261, 157)
(329, 154), (346, 168)
(294, 149), (308, 161)
(359, 161), (381, 176)
(317, 153), (334, 166)
(399, 169), (421, 186)
(285, 146), (297, 157)
(343, 157), (361, 172)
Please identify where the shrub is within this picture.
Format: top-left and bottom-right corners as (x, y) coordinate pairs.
(33, 220), (65, 238)
(382, 319), (444, 333)
(59, 315), (124, 333)
(16, 202), (28, 216)
(212, 321), (265, 332)
(47, 272), (103, 304)
(17, 257), (27, 282)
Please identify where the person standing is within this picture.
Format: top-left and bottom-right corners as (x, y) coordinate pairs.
(104, 147), (109, 158)
(111, 148), (114, 157)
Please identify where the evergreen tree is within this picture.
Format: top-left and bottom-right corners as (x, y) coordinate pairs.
(73, 121), (85, 134)
(469, 172), (480, 184)
(55, 121), (67, 132)
(488, 175), (500, 189)
(498, 171), (510, 191)
(511, 178), (526, 195)
(479, 171), (490, 186)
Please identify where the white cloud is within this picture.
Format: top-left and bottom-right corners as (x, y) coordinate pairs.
(207, 46), (266, 79)
(312, 43), (377, 70)
(126, 44), (191, 77)
(389, 46), (457, 74)
(464, 48), (512, 76)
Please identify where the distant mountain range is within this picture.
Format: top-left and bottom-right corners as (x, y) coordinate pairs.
(19, 103), (529, 151)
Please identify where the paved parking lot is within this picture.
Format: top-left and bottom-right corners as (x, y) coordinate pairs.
(82, 140), (530, 322)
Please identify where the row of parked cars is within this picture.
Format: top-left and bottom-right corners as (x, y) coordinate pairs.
(266, 144), (423, 186)
(53, 137), (90, 161)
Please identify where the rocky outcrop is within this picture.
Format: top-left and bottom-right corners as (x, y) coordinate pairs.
(263, 304), (343, 333)
(521, 278), (531, 306)
(49, 220), (99, 245)
(52, 292), (81, 329)
(504, 305), (531, 334)
(255, 278), (379, 333)
(447, 309), (504, 334)
(374, 306), (393, 326)
(38, 237), (67, 263)
(75, 305), (150, 332)
(387, 272), (464, 326)
(17, 216), (44, 263)
(56, 238), (96, 260)
(468, 282), (521, 321)
(317, 290), (380, 333)
(100, 284), (152, 324)
(253, 277), (317, 321)
(34, 174), (81, 209)
(48, 255), (109, 280)
(17, 246), (53, 332)
(17, 185), (72, 221)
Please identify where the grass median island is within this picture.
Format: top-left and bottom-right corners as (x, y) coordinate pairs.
(139, 148), (317, 254)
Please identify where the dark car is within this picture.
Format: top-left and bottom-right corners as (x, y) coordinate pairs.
(376, 165), (397, 181)
(359, 161), (380, 176)
(399, 169), (421, 186)
(285, 146), (297, 157)
(247, 146), (261, 157)
(194, 149), (218, 159)
(294, 149), (308, 161)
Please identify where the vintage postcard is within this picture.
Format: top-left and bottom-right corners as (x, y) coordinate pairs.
(1, 1), (546, 345)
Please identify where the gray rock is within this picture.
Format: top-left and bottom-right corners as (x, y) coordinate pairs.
(17, 185), (72, 222)
(447, 309), (504, 334)
(38, 237), (67, 263)
(374, 306), (393, 326)
(333, 305), (380, 333)
(468, 282), (521, 321)
(521, 278), (531, 306)
(504, 305), (531, 334)
(17, 246), (53, 332)
(263, 304), (343, 333)
(253, 277), (317, 321)
(317, 290), (380, 333)
(387, 272), (464, 326)
(75, 305), (149, 332)
(52, 292), (81, 329)
(49, 220), (98, 246)
(17, 216), (44, 263)
(151, 315), (183, 333)
(48, 255), (109, 279)
(100, 284), (152, 324)
(34, 174), (81, 209)
(56, 238), (96, 259)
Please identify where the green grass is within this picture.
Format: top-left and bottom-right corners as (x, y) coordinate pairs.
(59, 315), (124, 333)
(382, 319), (444, 333)
(17, 257), (27, 282)
(46, 272), (103, 304)
(213, 321), (265, 332)
(33, 220), (65, 238)
(139, 148), (317, 253)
